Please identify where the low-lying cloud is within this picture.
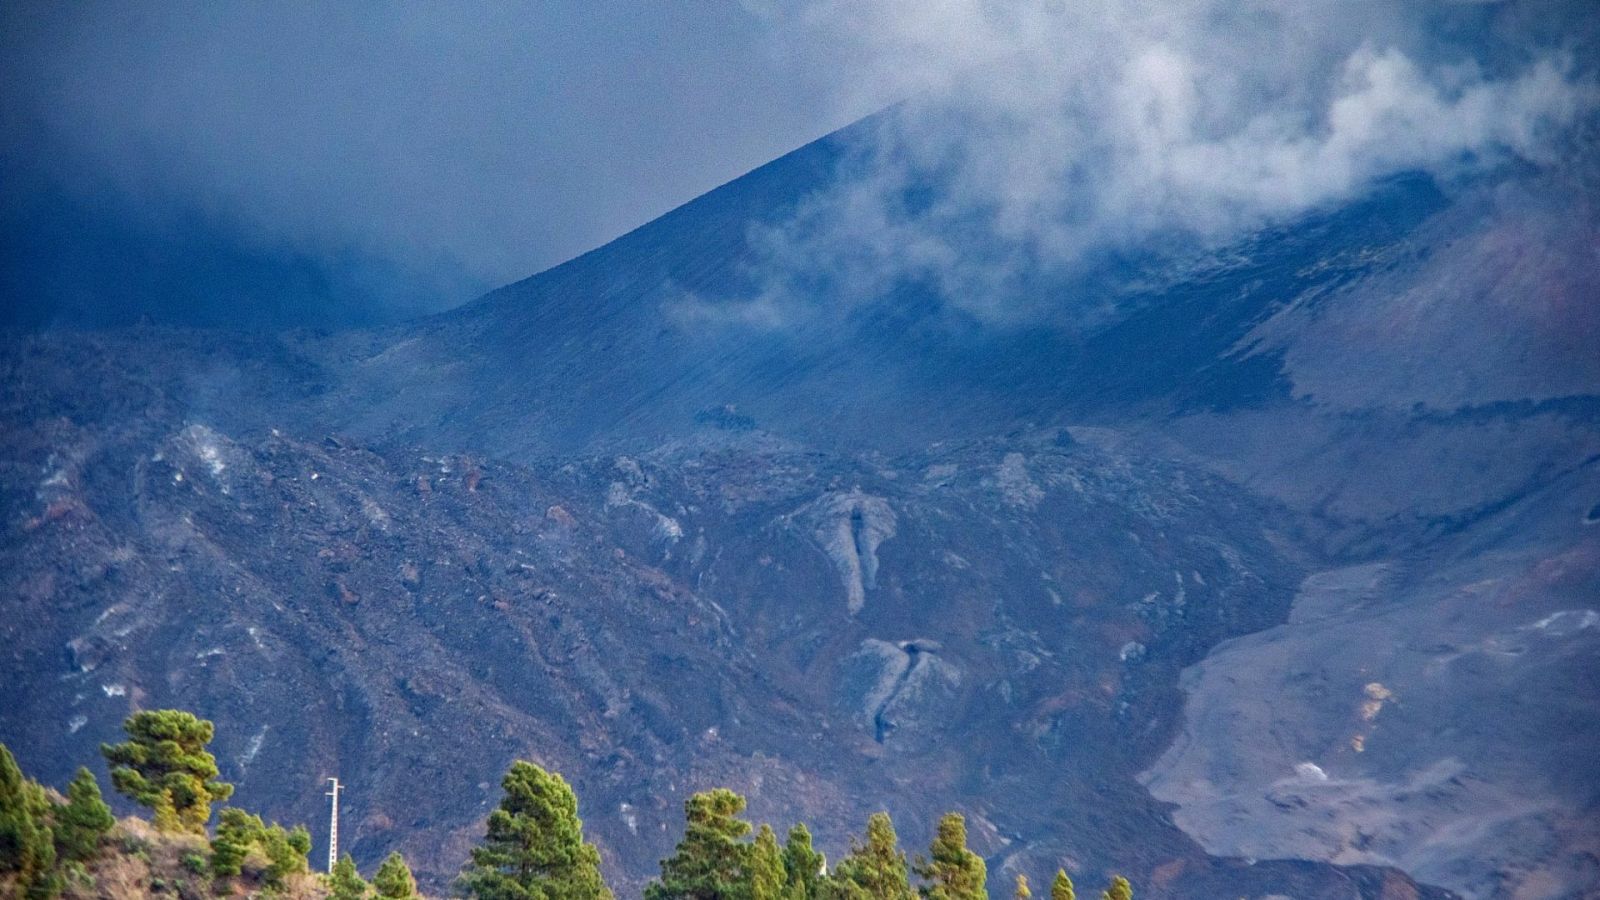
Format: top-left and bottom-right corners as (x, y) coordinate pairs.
(732, 0), (1598, 327)
(2, 2), (1593, 330)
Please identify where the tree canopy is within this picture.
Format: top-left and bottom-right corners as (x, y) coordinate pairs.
(750, 824), (787, 900)
(914, 813), (985, 900)
(208, 806), (310, 884)
(101, 710), (233, 833)
(459, 760), (611, 900)
(329, 852), (372, 900)
(374, 851), (420, 899)
(646, 788), (754, 900)
(2, 714), (1152, 900)
(0, 743), (61, 900)
(52, 768), (113, 863)
(1049, 870), (1075, 900)
(829, 812), (913, 900)
(781, 823), (826, 900)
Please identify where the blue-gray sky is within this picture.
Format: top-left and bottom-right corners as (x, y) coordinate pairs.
(2, 1), (1592, 329)
(0, 2), (876, 327)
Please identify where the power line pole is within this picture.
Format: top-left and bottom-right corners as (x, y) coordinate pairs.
(325, 777), (342, 873)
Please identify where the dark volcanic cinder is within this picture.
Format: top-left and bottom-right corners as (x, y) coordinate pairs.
(2, 121), (1597, 899)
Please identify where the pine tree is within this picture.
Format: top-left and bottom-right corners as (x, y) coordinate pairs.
(0, 743), (41, 871)
(1049, 870), (1074, 900)
(1013, 874), (1030, 900)
(101, 710), (233, 833)
(207, 806), (309, 884)
(328, 852), (371, 900)
(151, 792), (181, 833)
(913, 813), (985, 900)
(1098, 876), (1130, 900)
(52, 767), (114, 862)
(209, 808), (262, 878)
(828, 812), (912, 900)
(261, 822), (312, 883)
(781, 824), (825, 900)
(373, 851), (419, 899)
(0, 743), (61, 900)
(459, 760), (612, 900)
(646, 788), (754, 900)
(750, 824), (787, 900)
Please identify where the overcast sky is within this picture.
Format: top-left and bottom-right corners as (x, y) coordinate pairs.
(0, 2), (879, 327)
(2, 1), (1592, 329)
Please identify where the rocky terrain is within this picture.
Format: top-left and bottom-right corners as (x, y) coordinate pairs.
(2, 114), (1596, 899)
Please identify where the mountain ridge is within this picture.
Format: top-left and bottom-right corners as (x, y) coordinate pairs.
(2, 113), (1597, 899)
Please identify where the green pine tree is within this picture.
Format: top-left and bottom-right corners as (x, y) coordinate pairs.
(328, 852), (371, 900)
(101, 710), (233, 833)
(261, 822), (312, 883)
(1049, 870), (1074, 900)
(459, 760), (612, 900)
(781, 824), (825, 900)
(646, 788), (754, 900)
(828, 812), (912, 900)
(1013, 874), (1030, 900)
(373, 851), (419, 899)
(750, 824), (787, 900)
(913, 813), (985, 900)
(0, 743), (61, 900)
(209, 807), (262, 878)
(207, 806), (308, 885)
(52, 767), (114, 863)
(1098, 876), (1130, 900)
(151, 792), (181, 833)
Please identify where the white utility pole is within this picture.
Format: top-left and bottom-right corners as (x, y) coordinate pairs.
(325, 777), (342, 873)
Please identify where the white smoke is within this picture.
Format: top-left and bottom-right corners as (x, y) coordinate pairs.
(733, 0), (1597, 326)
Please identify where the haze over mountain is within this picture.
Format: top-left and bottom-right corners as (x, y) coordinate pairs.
(3, 3), (1598, 899)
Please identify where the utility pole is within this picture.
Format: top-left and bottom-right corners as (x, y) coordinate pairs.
(325, 777), (342, 874)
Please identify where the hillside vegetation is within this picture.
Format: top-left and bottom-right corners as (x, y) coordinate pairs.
(3, 711), (1136, 900)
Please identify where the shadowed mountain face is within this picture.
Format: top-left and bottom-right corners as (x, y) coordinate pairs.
(2, 117), (1597, 900)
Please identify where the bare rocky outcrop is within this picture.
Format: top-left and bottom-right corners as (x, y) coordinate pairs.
(1142, 477), (1600, 900)
(796, 490), (896, 614)
(840, 638), (963, 749)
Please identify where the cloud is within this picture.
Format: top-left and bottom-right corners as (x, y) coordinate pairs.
(0, 2), (856, 327)
(1, 2), (1592, 330)
(734, 0), (1599, 327)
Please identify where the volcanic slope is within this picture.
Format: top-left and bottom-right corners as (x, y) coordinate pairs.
(3, 115), (1597, 899)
